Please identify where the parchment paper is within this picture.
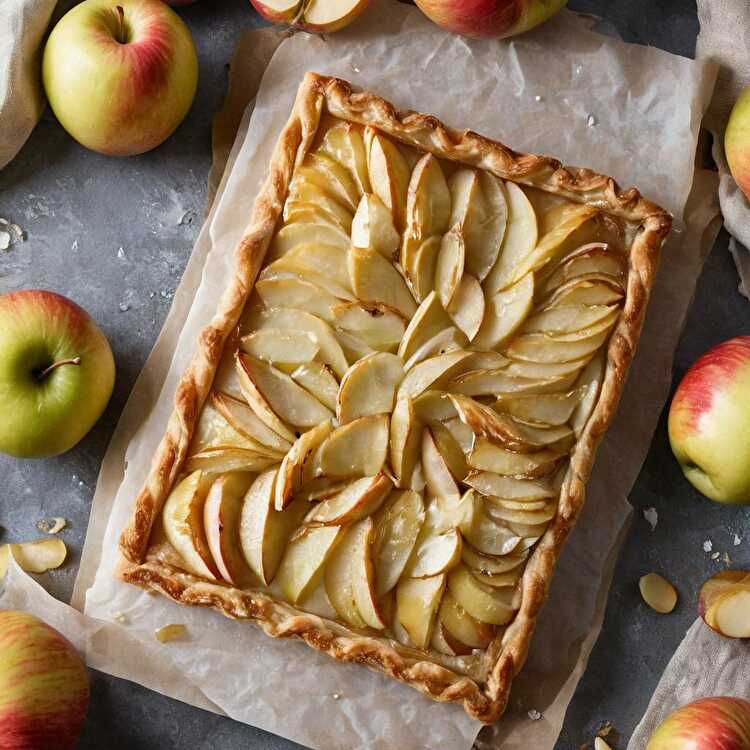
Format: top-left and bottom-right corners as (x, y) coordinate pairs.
(3, 4), (722, 749)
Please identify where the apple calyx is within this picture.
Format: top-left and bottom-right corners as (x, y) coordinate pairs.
(37, 357), (82, 381)
(115, 6), (127, 44)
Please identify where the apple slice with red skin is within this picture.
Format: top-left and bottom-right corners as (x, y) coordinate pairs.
(699, 570), (750, 637)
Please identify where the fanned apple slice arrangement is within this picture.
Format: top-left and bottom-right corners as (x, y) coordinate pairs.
(158, 119), (629, 659)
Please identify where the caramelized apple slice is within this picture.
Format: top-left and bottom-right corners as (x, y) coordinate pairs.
(435, 226), (466, 308)
(431, 620), (472, 656)
(429, 420), (469, 481)
(211, 391), (292, 454)
(466, 472), (556, 500)
(184, 448), (277, 475)
(438, 591), (496, 649)
(316, 414), (389, 478)
(409, 235), (442, 302)
(290, 363), (339, 412)
(402, 327), (467, 372)
(397, 291), (456, 362)
(506, 328), (610, 364)
(523, 304), (618, 335)
(449, 394), (535, 451)
(462, 545), (528, 575)
(570, 351), (606, 437)
(348, 245), (417, 319)
(396, 573), (446, 649)
(462, 494), (522, 557)
(447, 564), (517, 626)
(286, 177), (353, 232)
(495, 389), (582, 427)
(204, 472), (255, 585)
(192, 398), (275, 456)
(268, 243), (352, 293)
(336, 352), (404, 423)
(307, 152), (360, 210)
(304, 473), (392, 526)
(422, 428), (461, 503)
(404, 512), (462, 578)
(162, 470), (218, 580)
(269, 220), (350, 260)
(468, 439), (564, 477)
(447, 274), (484, 342)
(546, 276), (624, 307)
(351, 193), (400, 260)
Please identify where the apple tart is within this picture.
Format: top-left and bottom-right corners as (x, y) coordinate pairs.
(118, 73), (671, 722)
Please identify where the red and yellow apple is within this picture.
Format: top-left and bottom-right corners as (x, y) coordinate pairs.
(42, 0), (198, 156)
(726, 86), (750, 201)
(249, 0), (370, 33)
(0, 611), (90, 750)
(646, 697), (750, 750)
(0, 290), (115, 458)
(413, 0), (567, 40)
(668, 337), (750, 505)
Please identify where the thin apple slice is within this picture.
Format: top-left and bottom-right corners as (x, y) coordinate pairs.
(435, 226), (465, 308)
(290, 362), (339, 412)
(472, 566), (523, 589)
(212, 391), (292, 454)
(523, 304), (618, 335)
(484, 182), (538, 294)
(443, 417), (475, 453)
(404, 518), (462, 579)
(348, 245), (417, 319)
(236, 353), (332, 428)
(450, 369), (579, 398)
(351, 193), (400, 259)
(275, 420), (333, 510)
(336, 352), (404, 423)
(503, 356), (592, 380)
(422, 428), (461, 503)
(438, 591), (496, 649)
(508, 519), (551, 539)
(185, 448), (277, 475)
(192, 398), (271, 455)
(258, 265), (355, 302)
(570, 351), (606, 437)
(239, 329), (319, 368)
(163, 470), (218, 580)
(325, 523), (368, 629)
(331, 301), (405, 350)
(408, 235), (442, 302)
(462, 545), (528, 575)
(506, 328), (610, 364)
(462, 494), (522, 557)
(373, 490), (426, 595)
(468, 439), (563, 478)
(710, 586), (750, 638)
(397, 350), (474, 401)
(350, 517), (388, 629)
(334, 329), (377, 363)
(402, 327), (467, 372)
(431, 620), (472, 656)
(542, 243), (627, 292)
(397, 291), (455, 362)
(243, 307), (349, 377)
(473, 272), (534, 350)
(203, 472), (255, 585)
(269, 220), (349, 260)
(449, 394), (534, 451)
(305, 473), (393, 526)
(284, 201), (350, 234)
(547, 276), (624, 308)
(396, 573), (446, 649)
(390, 397), (422, 489)
(286, 178), (354, 232)
(315, 414), (389, 478)
(276, 525), (345, 604)
(465, 472), (556, 501)
(255, 277), (339, 322)
(429, 420), (469, 481)
(320, 121), (370, 194)
(447, 564), (517, 625)
(307, 152), (361, 210)
(447, 274), (484, 342)
(406, 153), (451, 237)
(495, 389), (582, 427)
(268, 243), (352, 293)
(485, 499), (557, 526)
(367, 130), (410, 229)
(0, 538), (67, 577)
(412, 390), (457, 422)
(240, 469), (306, 585)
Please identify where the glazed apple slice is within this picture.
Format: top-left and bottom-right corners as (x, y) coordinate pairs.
(239, 329), (319, 369)
(351, 193), (400, 260)
(468, 438), (564, 478)
(269, 220), (350, 260)
(348, 245), (417, 319)
(413, 390), (458, 422)
(407, 235), (441, 302)
(546, 276), (624, 308)
(397, 350), (474, 401)
(404, 513), (462, 578)
(495, 389), (582, 427)
(315, 414), (389, 478)
(268, 243), (352, 293)
(240, 469), (307, 585)
(447, 564), (517, 626)
(304, 473), (393, 526)
(466, 472), (556, 500)
(290, 362), (339, 412)
(447, 274), (484, 342)
(395, 573), (446, 649)
(507, 328), (610, 364)
(162, 470), (219, 580)
(429, 420), (469, 481)
(331, 301), (405, 351)
(442, 417), (475, 453)
(367, 130), (410, 230)
(402, 327), (467, 372)
(192, 397), (276, 456)
(307, 152), (361, 210)
(438, 591), (496, 649)
(350, 517), (388, 629)
(431, 620), (473, 656)
(389, 397), (422, 489)
(435, 226), (466, 308)
(461, 545), (528, 576)
(320, 122), (370, 195)
(255, 277), (339, 322)
(570, 351), (606, 437)
(450, 368), (575, 398)
(462, 495), (522, 557)
(275, 420), (333, 510)
(336, 352), (404, 423)
(422, 428), (461, 503)
(275, 524), (345, 604)
(333, 329), (377, 363)
(325, 522), (368, 629)
(284, 201), (351, 234)
(542, 244), (627, 292)
(236, 353), (333, 428)
(523, 304), (618, 336)
(204, 472), (255, 585)
(485, 499), (557, 526)
(286, 178), (354, 232)
(185, 448), (278, 475)
(242, 307), (349, 377)
(397, 291), (456, 362)
(449, 394), (535, 451)
(483, 182), (538, 294)
(373, 490), (426, 595)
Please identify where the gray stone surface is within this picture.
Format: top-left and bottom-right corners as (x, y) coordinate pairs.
(0, 0), (747, 748)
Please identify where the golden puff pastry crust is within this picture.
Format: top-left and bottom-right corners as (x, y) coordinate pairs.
(117, 72), (671, 723)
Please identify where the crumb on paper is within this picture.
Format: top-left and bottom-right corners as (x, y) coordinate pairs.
(587, 114), (597, 127)
(527, 708), (541, 721)
(36, 517), (67, 535)
(113, 611), (127, 625)
(643, 507), (658, 531)
(703, 539), (713, 553)
(734, 534), (742, 547)
(154, 624), (187, 643)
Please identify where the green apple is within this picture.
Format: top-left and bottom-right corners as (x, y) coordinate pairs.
(0, 611), (90, 750)
(42, 0), (198, 157)
(726, 85), (750, 201)
(668, 336), (750, 504)
(0, 290), (115, 458)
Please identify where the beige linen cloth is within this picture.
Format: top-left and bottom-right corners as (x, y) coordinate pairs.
(0, 0), (57, 170)
(627, 2), (750, 746)
(696, 0), (750, 297)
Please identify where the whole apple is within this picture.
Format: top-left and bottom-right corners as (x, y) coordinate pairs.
(0, 290), (115, 458)
(0, 611), (90, 750)
(413, 0), (567, 39)
(726, 86), (750, 201)
(42, 0), (198, 156)
(668, 336), (750, 504)
(646, 697), (750, 750)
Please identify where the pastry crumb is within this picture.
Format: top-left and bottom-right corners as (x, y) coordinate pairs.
(154, 624), (187, 643)
(643, 507), (658, 531)
(112, 611), (127, 625)
(332, 692), (341, 700)
(37, 517), (67, 534)
(527, 708), (541, 721)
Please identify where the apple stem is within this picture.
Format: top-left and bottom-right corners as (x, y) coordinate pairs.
(116, 5), (126, 43)
(37, 357), (81, 380)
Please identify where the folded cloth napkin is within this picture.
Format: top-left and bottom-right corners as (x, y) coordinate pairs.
(627, 619), (750, 748)
(0, 0), (58, 170)
(696, 0), (750, 297)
